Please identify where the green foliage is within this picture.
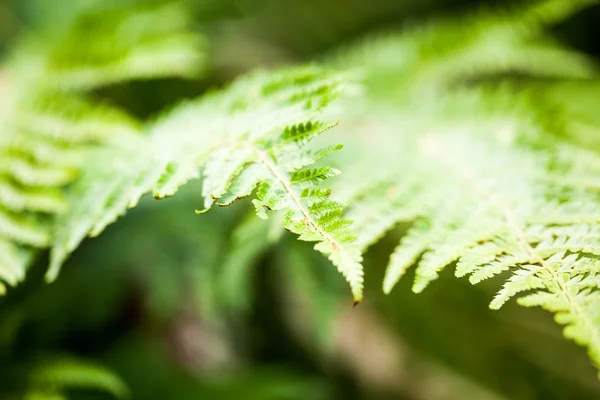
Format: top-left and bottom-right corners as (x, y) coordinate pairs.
(328, 0), (600, 375)
(343, 125), (600, 366)
(0, 1), (204, 293)
(50, 65), (365, 302)
(26, 357), (129, 400)
(4, 0), (600, 390)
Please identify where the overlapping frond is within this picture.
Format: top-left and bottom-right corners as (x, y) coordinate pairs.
(0, 2), (204, 293)
(329, 0), (598, 103)
(50, 66), (364, 302)
(324, 0), (600, 374)
(335, 101), (600, 370)
(22, 2), (205, 90)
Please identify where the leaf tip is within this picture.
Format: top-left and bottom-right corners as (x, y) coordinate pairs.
(45, 263), (61, 284)
(382, 283), (392, 295)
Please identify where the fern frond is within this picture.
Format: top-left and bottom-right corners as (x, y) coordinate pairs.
(323, 0), (600, 369)
(335, 106), (600, 370)
(0, 1), (204, 292)
(329, 0), (598, 102)
(28, 357), (129, 400)
(50, 66), (364, 302)
(14, 2), (205, 90)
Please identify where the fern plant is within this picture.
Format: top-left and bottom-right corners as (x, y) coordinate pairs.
(0, 1), (204, 293)
(328, 0), (600, 374)
(4, 0), (600, 385)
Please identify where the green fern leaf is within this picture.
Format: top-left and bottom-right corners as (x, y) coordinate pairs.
(324, 0), (600, 372)
(329, 0), (597, 103)
(50, 66), (365, 303)
(0, 1), (205, 292)
(339, 113), (600, 372)
(29, 357), (129, 399)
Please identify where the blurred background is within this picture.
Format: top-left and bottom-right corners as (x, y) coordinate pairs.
(1, 0), (600, 399)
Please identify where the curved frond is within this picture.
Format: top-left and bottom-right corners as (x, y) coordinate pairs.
(50, 66), (364, 302)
